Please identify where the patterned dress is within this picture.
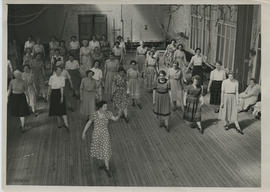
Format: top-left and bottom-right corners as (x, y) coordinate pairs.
(100, 40), (110, 60)
(127, 68), (141, 99)
(112, 74), (128, 111)
(145, 56), (157, 91)
(153, 78), (171, 120)
(183, 85), (202, 122)
(174, 50), (187, 77)
(90, 111), (114, 161)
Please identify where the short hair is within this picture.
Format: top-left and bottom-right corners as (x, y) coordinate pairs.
(117, 35), (123, 40)
(115, 41), (120, 45)
(118, 67), (126, 73)
(171, 39), (176, 43)
(158, 70), (167, 76)
(68, 53), (74, 58)
(195, 48), (201, 53)
(55, 48), (60, 53)
(71, 35), (77, 39)
(86, 70), (95, 76)
(93, 60), (100, 65)
(54, 65), (63, 71)
(216, 60), (222, 66)
(192, 75), (201, 86)
(250, 78), (256, 83)
(96, 100), (107, 110)
(23, 64), (31, 69)
(177, 43), (184, 49)
(130, 60), (137, 65)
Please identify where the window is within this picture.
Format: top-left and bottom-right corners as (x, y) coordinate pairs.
(215, 5), (237, 70)
(216, 22), (236, 70)
(190, 5), (211, 55)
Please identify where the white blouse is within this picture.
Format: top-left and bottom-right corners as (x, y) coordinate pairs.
(24, 41), (35, 49)
(65, 60), (80, 70)
(49, 74), (65, 89)
(70, 41), (80, 50)
(221, 79), (239, 94)
(190, 55), (204, 66)
(91, 67), (103, 81)
(210, 69), (226, 81)
(89, 41), (100, 50)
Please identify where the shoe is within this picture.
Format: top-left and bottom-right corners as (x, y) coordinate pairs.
(132, 102), (135, 107)
(20, 126), (25, 133)
(99, 164), (106, 170)
(137, 104), (142, 109)
(104, 168), (112, 177)
(64, 125), (70, 133)
(124, 116), (129, 123)
(214, 109), (219, 113)
(57, 126), (62, 129)
(165, 125), (170, 132)
(200, 128), (204, 134)
(34, 112), (39, 117)
(236, 128), (244, 135)
(224, 125), (229, 130)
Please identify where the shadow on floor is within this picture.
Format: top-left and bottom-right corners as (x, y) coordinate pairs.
(238, 118), (258, 131)
(202, 118), (219, 130)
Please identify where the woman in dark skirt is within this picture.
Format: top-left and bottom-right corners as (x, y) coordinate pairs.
(8, 70), (31, 132)
(65, 54), (82, 99)
(48, 66), (70, 132)
(207, 61), (226, 113)
(183, 75), (204, 134)
(153, 70), (172, 132)
(187, 48), (206, 82)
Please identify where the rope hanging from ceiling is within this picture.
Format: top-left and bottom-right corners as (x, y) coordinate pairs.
(8, 7), (48, 26)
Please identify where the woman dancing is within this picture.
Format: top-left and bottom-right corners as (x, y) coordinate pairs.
(82, 101), (121, 177)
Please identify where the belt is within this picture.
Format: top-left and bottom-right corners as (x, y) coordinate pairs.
(225, 92), (236, 94)
(157, 91), (168, 94)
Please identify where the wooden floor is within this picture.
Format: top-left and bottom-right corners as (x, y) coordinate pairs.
(6, 53), (261, 187)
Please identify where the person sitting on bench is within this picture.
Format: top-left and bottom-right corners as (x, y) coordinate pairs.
(238, 78), (260, 112)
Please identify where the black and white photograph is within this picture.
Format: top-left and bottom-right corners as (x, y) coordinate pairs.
(2, 2), (268, 190)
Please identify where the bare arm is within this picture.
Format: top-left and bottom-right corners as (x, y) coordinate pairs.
(187, 57), (194, 70)
(153, 89), (156, 104)
(82, 119), (93, 140)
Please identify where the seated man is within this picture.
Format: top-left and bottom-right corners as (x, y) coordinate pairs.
(238, 78), (260, 112)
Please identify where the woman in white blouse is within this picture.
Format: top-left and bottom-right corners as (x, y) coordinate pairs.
(219, 72), (243, 135)
(207, 61), (226, 113)
(187, 48), (206, 82)
(69, 35), (80, 60)
(48, 66), (69, 131)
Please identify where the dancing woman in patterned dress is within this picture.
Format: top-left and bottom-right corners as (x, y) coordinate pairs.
(82, 101), (121, 177)
(112, 67), (129, 123)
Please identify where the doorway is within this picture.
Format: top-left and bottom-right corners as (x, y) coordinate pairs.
(78, 14), (107, 41)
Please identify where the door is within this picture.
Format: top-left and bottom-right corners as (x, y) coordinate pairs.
(78, 14), (107, 41)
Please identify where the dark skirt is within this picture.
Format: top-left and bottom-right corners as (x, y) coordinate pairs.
(49, 89), (67, 116)
(210, 80), (222, 105)
(70, 49), (80, 60)
(192, 66), (203, 82)
(68, 69), (82, 92)
(9, 93), (31, 117)
(183, 96), (201, 122)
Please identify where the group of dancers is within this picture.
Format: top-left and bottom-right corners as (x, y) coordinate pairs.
(7, 36), (261, 177)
